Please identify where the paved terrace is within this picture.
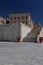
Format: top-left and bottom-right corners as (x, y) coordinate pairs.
(0, 42), (43, 65)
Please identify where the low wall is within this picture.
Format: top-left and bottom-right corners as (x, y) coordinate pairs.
(0, 23), (20, 41)
(21, 23), (32, 41)
(0, 23), (32, 42)
(37, 27), (43, 42)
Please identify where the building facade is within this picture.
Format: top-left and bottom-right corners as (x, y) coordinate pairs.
(0, 17), (6, 25)
(9, 13), (34, 28)
(0, 13), (34, 42)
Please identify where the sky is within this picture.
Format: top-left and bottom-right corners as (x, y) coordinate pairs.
(0, 0), (43, 25)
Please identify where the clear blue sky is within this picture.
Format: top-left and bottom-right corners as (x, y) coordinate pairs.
(0, 0), (43, 25)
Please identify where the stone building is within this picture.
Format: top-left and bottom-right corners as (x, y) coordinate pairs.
(0, 17), (6, 25)
(0, 13), (34, 42)
(9, 13), (34, 29)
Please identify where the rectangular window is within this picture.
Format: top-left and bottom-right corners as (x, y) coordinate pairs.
(14, 17), (16, 20)
(26, 16), (28, 19)
(26, 21), (27, 24)
(18, 17), (20, 19)
(22, 16), (24, 19)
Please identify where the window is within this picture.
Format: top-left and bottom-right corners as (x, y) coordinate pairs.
(1, 20), (4, 24)
(14, 17), (16, 20)
(22, 16), (24, 19)
(26, 21), (27, 24)
(18, 17), (20, 19)
(22, 21), (24, 23)
(26, 16), (27, 19)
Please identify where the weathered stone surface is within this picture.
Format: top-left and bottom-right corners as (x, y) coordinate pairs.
(0, 42), (43, 65)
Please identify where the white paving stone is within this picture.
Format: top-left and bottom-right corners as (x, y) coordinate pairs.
(0, 42), (43, 65)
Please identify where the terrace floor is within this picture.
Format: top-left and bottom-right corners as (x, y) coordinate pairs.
(0, 42), (43, 65)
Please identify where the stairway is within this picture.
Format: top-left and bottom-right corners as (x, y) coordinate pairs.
(23, 28), (41, 42)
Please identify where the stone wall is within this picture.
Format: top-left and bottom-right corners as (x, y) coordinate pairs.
(0, 22), (31, 42)
(0, 23), (20, 41)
